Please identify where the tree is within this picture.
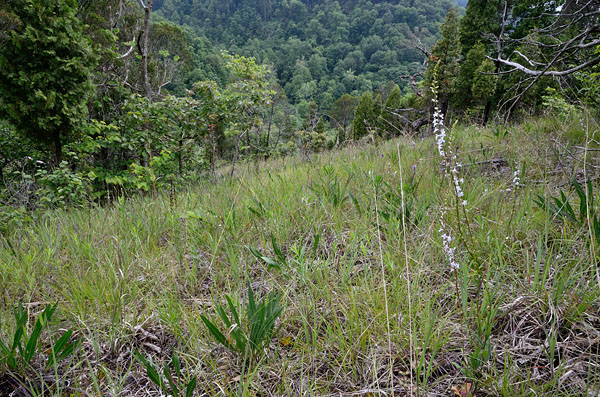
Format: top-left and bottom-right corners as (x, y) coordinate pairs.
(150, 0), (457, 111)
(378, 84), (402, 137)
(0, 0), (94, 162)
(423, 8), (461, 116)
(471, 58), (498, 122)
(460, 0), (502, 54)
(329, 93), (358, 144)
(219, 54), (274, 175)
(455, 42), (487, 112)
(492, 1), (600, 117)
(138, 0), (154, 102)
(352, 91), (377, 140)
(472, 59), (498, 104)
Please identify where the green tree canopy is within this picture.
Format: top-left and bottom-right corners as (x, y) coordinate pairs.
(352, 91), (376, 140)
(0, 0), (95, 162)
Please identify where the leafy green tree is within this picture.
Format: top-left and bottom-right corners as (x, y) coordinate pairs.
(329, 93), (358, 143)
(471, 59), (498, 105)
(285, 60), (314, 102)
(219, 54), (274, 173)
(153, 0), (457, 110)
(0, 0), (95, 162)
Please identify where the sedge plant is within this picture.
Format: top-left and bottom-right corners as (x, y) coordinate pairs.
(200, 283), (284, 360)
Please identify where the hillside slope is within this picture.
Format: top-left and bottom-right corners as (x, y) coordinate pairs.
(1, 113), (599, 395)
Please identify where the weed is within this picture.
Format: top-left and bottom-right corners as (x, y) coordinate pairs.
(0, 303), (80, 393)
(135, 350), (197, 397)
(309, 164), (352, 208)
(534, 179), (600, 248)
(201, 284), (283, 359)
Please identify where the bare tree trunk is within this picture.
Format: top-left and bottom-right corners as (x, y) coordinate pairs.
(53, 130), (63, 164)
(209, 123), (218, 179)
(141, 0), (153, 102)
(245, 128), (251, 158)
(139, 0), (153, 166)
(482, 100), (492, 125)
(264, 102), (274, 159)
(230, 134), (242, 178)
(178, 137), (183, 177)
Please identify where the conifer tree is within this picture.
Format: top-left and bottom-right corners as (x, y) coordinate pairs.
(0, 0), (94, 162)
(379, 84), (402, 137)
(352, 91), (376, 140)
(423, 8), (461, 115)
(455, 42), (486, 112)
(459, 0), (502, 55)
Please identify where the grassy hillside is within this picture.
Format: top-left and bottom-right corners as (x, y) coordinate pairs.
(1, 114), (600, 395)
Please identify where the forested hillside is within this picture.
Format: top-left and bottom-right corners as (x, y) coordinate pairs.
(155, 0), (457, 108)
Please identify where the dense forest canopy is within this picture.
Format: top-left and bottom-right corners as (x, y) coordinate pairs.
(154, 0), (458, 108)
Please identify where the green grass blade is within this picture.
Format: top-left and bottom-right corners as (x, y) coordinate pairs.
(200, 315), (233, 350)
(186, 377), (197, 397)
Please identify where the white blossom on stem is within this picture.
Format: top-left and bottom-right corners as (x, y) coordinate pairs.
(506, 166), (521, 192)
(433, 105), (446, 158)
(439, 213), (459, 271)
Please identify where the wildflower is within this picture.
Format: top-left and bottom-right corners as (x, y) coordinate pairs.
(439, 214), (459, 271)
(512, 167), (520, 188)
(433, 106), (446, 158)
(450, 160), (466, 206)
(506, 166), (521, 192)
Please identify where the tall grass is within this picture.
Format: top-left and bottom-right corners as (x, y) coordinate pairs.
(1, 113), (599, 395)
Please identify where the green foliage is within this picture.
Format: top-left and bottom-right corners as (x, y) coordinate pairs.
(352, 91), (377, 140)
(77, 94), (208, 195)
(455, 42), (486, 110)
(534, 179), (600, 250)
(2, 116), (600, 394)
(221, 53), (275, 134)
(424, 8), (462, 108)
(541, 88), (577, 120)
(296, 128), (328, 154)
(471, 57), (497, 103)
(154, 0), (457, 108)
(459, 0), (502, 54)
(308, 165), (352, 208)
(378, 84), (403, 137)
(34, 161), (92, 208)
(0, 0), (95, 161)
(462, 286), (501, 385)
(378, 170), (428, 230)
(329, 93), (358, 142)
(201, 284), (283, 359)
(576, 46), (600, 109)
(135, 350), (197, 397)
(0, 303), (80, 376)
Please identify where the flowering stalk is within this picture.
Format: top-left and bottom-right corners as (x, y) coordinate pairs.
(505, 165), (522, 234)
(431, 62), (479, 277)
(431, 63), (467, 272)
